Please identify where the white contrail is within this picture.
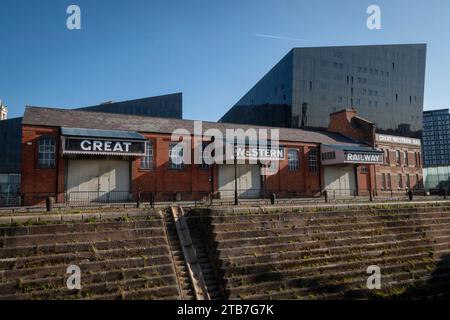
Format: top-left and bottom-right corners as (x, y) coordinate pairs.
(254, 33), (311, 42)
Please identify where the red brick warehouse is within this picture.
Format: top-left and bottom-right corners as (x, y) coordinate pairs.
(20, 107), (422, 205)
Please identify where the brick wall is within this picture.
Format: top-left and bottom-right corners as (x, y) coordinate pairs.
(327, 109), (376, 144)
(375, 142), (423, 191)
(21, 125), (65, 205)
(21, 126), (321, 203)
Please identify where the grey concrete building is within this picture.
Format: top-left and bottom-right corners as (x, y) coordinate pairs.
(221, 44), (427, 138)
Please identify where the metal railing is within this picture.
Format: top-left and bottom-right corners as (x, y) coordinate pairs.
(1, 187), (449, 210)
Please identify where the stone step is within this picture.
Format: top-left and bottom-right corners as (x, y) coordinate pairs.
(209, 216), (450, 235)
(0, 236), (168, 259)
(78, 284), (181, 300)
(214, 226), (450, 250)
(0, 246), (171, 270)
(215, 233), (449, 259)
(221, 243), (438, 277)
(225, 258), (450, 298)
(219, 238), (448, 266)
(0, 228), (165, 248)
(0, 270), (177, 296)
(193, 206), (450, 224)
(0, 219), (163, 237)
(223, 250), (450, 289)
(0, 255), (174, 284)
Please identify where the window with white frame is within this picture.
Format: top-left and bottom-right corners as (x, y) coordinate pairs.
(308, 148), (318, 172)
(288, 149), (299, 171)
(169, 143), (185, 170)
(38, 137), (56, 168)
(141, 141), (154, 170)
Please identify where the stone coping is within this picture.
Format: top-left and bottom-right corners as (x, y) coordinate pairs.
(203, 200), (450, 215)
(0, 209), (162, 226)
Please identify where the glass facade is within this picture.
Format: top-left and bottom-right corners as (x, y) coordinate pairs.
(423, 166), (450, 190)
(0, 173), (20, 206)
(423, 109), (450, 167)
(224, 44), (426, 137)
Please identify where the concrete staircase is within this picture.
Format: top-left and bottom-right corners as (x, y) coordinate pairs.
(189, 202), (450, 300)
(0, 212), (181, 300)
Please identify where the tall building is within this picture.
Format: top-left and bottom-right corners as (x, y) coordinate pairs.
(422, 109), (450, 167)
(422, 109), (450, 191)
(0, 100), (7, 120)
(78, 93), (183, 119)
(220, 44), (427, 138)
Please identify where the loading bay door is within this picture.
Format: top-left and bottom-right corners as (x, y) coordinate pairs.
(67, 159), (130, 203)
(324, 165), (356, 198)
(218, 164), (262, 199)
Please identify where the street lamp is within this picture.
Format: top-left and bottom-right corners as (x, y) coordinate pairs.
(234, 145), (238, 206)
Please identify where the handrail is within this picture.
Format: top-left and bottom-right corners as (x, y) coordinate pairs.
(170, 205), (210, 300)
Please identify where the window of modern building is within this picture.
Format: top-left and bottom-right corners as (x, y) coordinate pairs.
(38, 137), (56, 168)
(169, 143), (185, 170)
(140, 141), (154, 170)
(308, 149), (318, 173)
(288, 149), (299, 171)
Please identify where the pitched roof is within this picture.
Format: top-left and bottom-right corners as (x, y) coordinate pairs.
(23, 106), (364, 146)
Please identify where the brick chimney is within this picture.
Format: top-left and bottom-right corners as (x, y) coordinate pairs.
(327, 108), (376, 145)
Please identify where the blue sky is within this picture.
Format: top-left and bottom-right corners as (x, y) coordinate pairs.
(0, 0), (449, 120)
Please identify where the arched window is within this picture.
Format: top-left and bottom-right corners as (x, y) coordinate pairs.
(38, 137), (56, 168)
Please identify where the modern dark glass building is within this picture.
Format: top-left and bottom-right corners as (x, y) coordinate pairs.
(220, 44), (427, 138)
(422, 109), (450, 167)
(78, 93), (182, 119)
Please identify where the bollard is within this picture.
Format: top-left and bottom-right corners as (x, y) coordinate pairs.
(137, 191), (142, 208)
(324, 190), (328, 203)
(270, 193), (276, 205)
(46, 197), (55, 212)
(369, 190), (373, 202)
(150, 193), (155, 209)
